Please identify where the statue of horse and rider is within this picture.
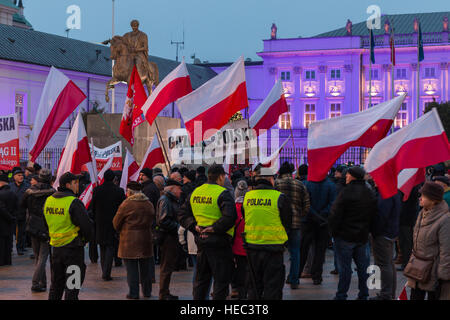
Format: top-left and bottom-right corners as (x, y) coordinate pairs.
(103, 20), (159, 102)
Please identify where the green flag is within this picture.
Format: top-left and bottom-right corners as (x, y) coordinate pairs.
(418, 22), (424, 62)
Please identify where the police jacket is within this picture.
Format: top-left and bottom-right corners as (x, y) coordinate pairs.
(241, 179), (292, 252)
(45, 188), (94, 247)
(179, 182), (237, 248)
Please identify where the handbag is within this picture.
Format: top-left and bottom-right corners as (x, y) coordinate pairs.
(403, 214), (435, 282)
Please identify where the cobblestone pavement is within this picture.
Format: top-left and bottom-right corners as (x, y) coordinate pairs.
(0, 246), (407, 300)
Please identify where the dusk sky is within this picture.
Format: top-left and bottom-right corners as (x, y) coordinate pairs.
(24, 0), (449, 63)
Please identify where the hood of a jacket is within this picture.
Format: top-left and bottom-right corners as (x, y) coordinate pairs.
(253, 179), (275, 190)
(27, 183), (55, 197)
(127, 192), (149, 202)
(421, 200), (449, 227)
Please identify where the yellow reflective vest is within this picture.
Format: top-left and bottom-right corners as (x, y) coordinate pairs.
(43, 195), (80, 247)
(190, 183), (234, 237)
(243, 189), (288, 245)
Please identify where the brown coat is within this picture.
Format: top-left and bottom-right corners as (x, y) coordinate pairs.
(113, 192), (155, 259)
(406, 200), (450, 299)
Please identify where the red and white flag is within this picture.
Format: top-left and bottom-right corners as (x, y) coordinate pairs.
(397, 283), (408, 300)
(249, 79), (288, 135)
(29, 66), (86, 162)
(54, 112), (95, 189)
(120, 148), (139, 191)
(142, 59), (192, 126)
(365, 108), (450, 199)
(130, 134), (165, 181)
(0, 113), (20, 171)
(252, 135), (291, 172)
(307, 94), (406, 182)
(80, 156), (114, 208)
(120, 65), (148, 146)
(398, 168), (426, 201)
(177, 56), (248, 145)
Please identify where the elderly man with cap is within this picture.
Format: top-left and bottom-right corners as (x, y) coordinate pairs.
(43, 172), (94, 300)
(113, 181), (155, 299)
(179, 164), (237, 300)
(329, 166), (377, 300)
(89, 169), (126, 281)
(241, 164), (292, 300)
(22, 169), (55, 292)
(156, 179), (183, 300)
(9, 167), (30, 256)
(432, 176), (450, 208)
(0, 173), (18, 266)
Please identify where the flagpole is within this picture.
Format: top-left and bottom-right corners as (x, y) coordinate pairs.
(111, 0), (115, 114)
(417, 52), (420, 120)
(289, 126), (298, 169)
(369, 29), (372, 109)
(391, 26), (395, 134)
(154, 120), (171, 175)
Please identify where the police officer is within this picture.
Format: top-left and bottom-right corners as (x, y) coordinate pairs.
(241, 164), (292, 300)
(179, 164), (237, 300)
(43, 172), (93, 300)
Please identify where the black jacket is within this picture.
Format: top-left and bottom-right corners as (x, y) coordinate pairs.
(141, 180), (160, 210)
(47, 188), (94, 247)
(195, 174), (207, 188)
(156, 191), (180, 236)
(329, 180), (377, 243)
(9, 181), (30, 221)
(399, 185), (420, 227)
(371, 191), (402, 239)
(0, 185), (18, 237)
(180, 181), (196, 207)
(89, 181), (126, 245)
(22, 182), (55, 241)
(179, 182), (237, 248)
(241, 179), (293, 252)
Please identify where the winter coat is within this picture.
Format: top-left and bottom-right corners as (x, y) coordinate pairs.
(156, 191), (180, 236)
(180, 181), (196, 207)
(329, 180), (377, 243)
(89, 181), (126, 246)
(195, 174), (207, 187)
(406, 200), (450, 298)
(9, 181), (30, 221)
(113, 192), (154, 259)
(371, 191), (402, 239)
(141, 180), (160, 210)
(303, 178), (336, 225)
(0, 185), (18, 237)
(232, 199), (246, 256)
(21, 182), (55, 241)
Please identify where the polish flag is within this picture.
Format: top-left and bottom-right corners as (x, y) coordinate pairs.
(29, 67), (86, 162)
(307, 94), (406, 182)
(120, 66), (148, 146)
(130, 134), (165, 181)
(54, 112), (95, 189)
(365, 108), (450, 199)
(80, 156), (114, 208)
(142, 59), (192, 126)
(397, 284), (408, 300)
(249, 79), (288, 135)
(398, 168), (426, 201)
(177, 56), (248, 145)
(120, 148), (139, 191)
(252, 136), (291, 171)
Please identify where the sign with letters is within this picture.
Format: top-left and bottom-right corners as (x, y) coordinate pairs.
(0, 113), (19, 171)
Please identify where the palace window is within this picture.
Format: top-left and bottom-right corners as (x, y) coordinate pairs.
(279, 104), (291, 129)
(424, 67), (436, 78)
(331, 69), (341, 80)
(394, 103), (408, 128)
(305, 70), (316, 80)
(370, 69), (379, 80)
(15, 92), (25, 124)
(304, 103), (316, 128)
(281, 71), (291, 81)
(330, 103), (341, 118)
(396, 68), (407, 80)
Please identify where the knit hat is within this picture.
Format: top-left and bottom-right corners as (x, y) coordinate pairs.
(127, 181), (142, 191)
(38, 168), (52, 184)
(279, 161), (294, 175)
(59, 172), (82, 187)
(432, 175), (450, 187)
(297, 164), (308, 176)
(347, 166), (366, 180)
(104, 169), (115, 182)
(235, 179), (248, 198)
(419, 181), (444, 202)
(184, 170), (196, 182)
(12, 168), (24, 176)
(165, 179), (182, 187)
(140, 168), (153, 179)
(336, 165), (348, 173)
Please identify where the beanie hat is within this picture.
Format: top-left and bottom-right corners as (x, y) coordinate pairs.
(140, 168), (153, 179)
(38, 168), (52, 184)
(279, 161), (294, 175)
(104, 169), (115, 182)
(347, 166), (366, 180)
(184, 170), (196, 183)
(297, 164), (308, 176)
(127, 181), (143, 191)
(432, 175), (450, 187)
(420, 181), (444, 202)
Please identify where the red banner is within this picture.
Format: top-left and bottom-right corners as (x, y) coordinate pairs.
(0, 114), (19, 171)
(90, 141), (122, 172)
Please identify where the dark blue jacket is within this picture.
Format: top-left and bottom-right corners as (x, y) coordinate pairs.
(9, 181), (30, 221)
(371, 191), (402, 239)
(304, 178), (336, 224)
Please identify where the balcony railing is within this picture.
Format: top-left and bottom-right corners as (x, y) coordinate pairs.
(360, 32), (449, 48)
